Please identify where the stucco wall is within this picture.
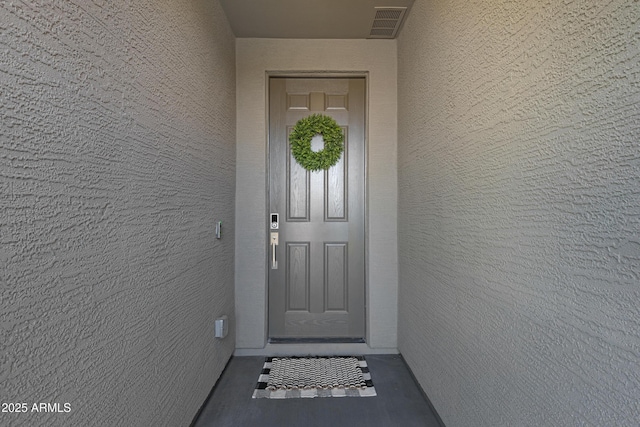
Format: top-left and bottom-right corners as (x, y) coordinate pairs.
(397, 0), (639, 426)
(0, 1), (235, 426)
(235, 39), (398, 351)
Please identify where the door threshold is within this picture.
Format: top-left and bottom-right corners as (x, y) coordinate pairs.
(234, 343), (399, 357)
(269, 337), (365, 344)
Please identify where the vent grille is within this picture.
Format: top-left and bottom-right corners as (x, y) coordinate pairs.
(368, 7), (407, 39)
(369, 28), (395, 37)
(374, 9), (404, 20)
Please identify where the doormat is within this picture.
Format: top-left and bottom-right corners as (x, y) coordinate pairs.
(252, 356), (377, 399)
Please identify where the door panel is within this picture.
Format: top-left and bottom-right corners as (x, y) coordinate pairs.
(325, 243), (347, 310)
(325, 134), (347, 221)
(286, 242), (310, 311)
(286, 129), (310, 221)
(268, 77), (365, 340)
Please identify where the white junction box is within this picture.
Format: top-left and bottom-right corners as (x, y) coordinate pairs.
(214, 315), (228, 338)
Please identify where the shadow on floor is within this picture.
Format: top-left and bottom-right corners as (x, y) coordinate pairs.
(193, 354), (442, 427)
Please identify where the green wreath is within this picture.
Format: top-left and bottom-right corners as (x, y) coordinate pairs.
(290, 114), (344, 171)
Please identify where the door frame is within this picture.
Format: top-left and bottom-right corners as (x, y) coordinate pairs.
(265, 71), (370, 344)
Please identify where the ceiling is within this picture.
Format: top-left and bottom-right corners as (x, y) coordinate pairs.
(218, 0), (415, 39)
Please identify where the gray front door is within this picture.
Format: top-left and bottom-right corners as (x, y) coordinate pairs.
(268, 77), (366, 341)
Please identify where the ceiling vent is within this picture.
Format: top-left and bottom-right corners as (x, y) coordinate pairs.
(367, 7), (408, 39)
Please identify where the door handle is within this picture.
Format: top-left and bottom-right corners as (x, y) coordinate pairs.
(270, 232), (279, 269)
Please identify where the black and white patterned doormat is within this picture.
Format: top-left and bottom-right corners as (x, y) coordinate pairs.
(252, 356), (377, 399)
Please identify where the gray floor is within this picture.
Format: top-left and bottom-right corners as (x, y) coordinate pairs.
(193, 354), (443, 427)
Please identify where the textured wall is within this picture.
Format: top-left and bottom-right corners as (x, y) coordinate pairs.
(0, 1), (235, 426)
(397, 0), (639, 426)
(235, 39), (398, 351)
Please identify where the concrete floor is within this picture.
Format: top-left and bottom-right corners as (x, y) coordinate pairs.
(193, 354), (443, 427)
